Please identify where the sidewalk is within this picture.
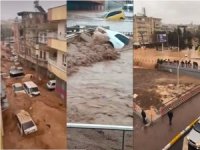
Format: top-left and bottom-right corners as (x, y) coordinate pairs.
(134, 93), (200, 150)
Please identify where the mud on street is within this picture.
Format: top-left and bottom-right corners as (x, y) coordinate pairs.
(134, 68), (200, 120)
(66, 30), (133, 149)
(1, 46), (67, 149)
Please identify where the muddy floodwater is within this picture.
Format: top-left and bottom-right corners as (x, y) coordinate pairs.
(68, 49), (133, 126)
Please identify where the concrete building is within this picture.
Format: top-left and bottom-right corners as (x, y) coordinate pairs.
(133, 14), (162, 46)
(13, 2), (67, 100)
(47, 5), (67, 100)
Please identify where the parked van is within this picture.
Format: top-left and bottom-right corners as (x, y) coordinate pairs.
(23, 81), (40, 96)
(46, 80), (56, 90)
(15, 110), (38, 135)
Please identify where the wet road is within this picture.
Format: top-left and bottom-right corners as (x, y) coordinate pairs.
(134, 93), (200, 150)
(67, 50), (133, 126)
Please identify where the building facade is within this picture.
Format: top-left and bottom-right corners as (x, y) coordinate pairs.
(13, 3), (67, 100)
(133, 15), (162, 46)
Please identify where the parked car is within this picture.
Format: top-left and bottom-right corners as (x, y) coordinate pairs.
(0, 81), (9, 111)
(94, 27), (129, 49)
(12, 83), (26, 94)
(187, 118), (200, 149)
(15, 110), (38, 135)
(46, 80), (56, 90)
(103, 10), (125, 20)
(23, 81), (40, 96)
(10, 66), (24, 77)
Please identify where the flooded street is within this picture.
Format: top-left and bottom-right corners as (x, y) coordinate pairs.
(68, 49), (133, 126)
(67, 12), (133, 33)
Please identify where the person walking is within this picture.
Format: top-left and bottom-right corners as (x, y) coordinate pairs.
(167, 109), (173, 125)
(141, 109), (147, 124)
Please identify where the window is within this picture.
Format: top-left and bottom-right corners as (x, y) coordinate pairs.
(115, 34), (129, 45)
(44, 52), (46, 60)
(106, 11), (122, 18)
(40, 51), (42, 59)
(62, 54), (67, 66)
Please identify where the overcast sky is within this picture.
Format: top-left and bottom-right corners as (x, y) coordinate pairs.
(135, 0), (200, 24)
(1, 0), (66, 20)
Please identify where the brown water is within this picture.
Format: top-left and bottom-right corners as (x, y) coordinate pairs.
(67, 49), (133, 126)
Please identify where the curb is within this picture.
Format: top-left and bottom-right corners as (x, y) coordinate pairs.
(160, 85), (200, 116)
(162, 117), (200, 150)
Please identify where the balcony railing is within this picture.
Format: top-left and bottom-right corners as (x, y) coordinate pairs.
(48, 33), (66, 41)
(67, 123), (133, 150)
(19, 54), (48, 68)
(47, 59), (66, 81)
(48, 58), (66, 71)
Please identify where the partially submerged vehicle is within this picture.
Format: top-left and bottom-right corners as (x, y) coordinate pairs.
(46, 80), (56, 90)
(23, 81), (40, 96)
(9, 66), (24, 77)
(12, 83), (26, 94)
(15, 110), (38, 135)
(103, 10), (125, 20)
(94, 27), (129, 49)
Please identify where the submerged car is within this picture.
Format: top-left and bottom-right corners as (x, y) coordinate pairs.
(103, 10), (125, 20)
(12, 83), (26, 94)
(187, 118), (200, 149)
(23, 81), (40, 96)
(94, 27), (129, 49)
(9, 66), (24, 77)
(46, 80), (56, 90)
(15, 110), (38, 135)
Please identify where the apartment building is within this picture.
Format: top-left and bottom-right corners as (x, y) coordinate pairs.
(47, 5), (67, 100)
(17, 8), (48, 76)
(133, 14), (162, 46)
(13, 2), (67, 100)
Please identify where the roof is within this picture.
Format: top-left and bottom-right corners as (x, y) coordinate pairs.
(17, 11), (45, 16)
(16, 110), (32, 124)
(24, 81), (37, 88)
(13, 83), (23, 87)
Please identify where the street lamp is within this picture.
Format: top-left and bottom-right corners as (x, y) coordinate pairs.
(177, 54), (188, 87)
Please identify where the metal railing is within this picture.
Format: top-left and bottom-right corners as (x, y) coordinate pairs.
(67, 123), (133, 150)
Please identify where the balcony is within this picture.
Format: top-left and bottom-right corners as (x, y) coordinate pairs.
(48, 59), (67, 81)
(19, 54), (48, 68)
(47, 34), (67, 53)
(48, 5), (66, 21)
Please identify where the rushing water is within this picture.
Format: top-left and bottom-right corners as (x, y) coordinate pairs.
(67, 12), (133, 33)
(67, 50), (133, 126)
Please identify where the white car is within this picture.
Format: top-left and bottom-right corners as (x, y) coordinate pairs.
(23, 81), (40, 96)
(15, 110), (38, 135)
(46, 80), (56, 90)
(187, 118), (200, 149)
(94, 27), (130, 49)
(12, 83), (26, 94)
